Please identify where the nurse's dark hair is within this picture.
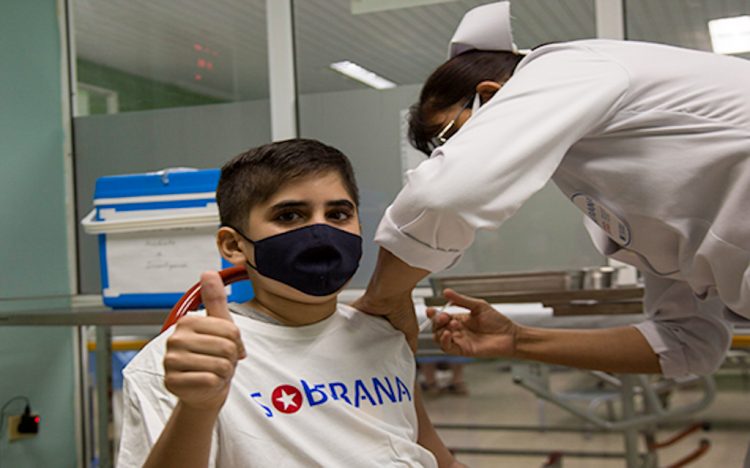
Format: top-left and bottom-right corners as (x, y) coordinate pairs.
(216, 138), (359, 229)
(409, 50), (524, 155)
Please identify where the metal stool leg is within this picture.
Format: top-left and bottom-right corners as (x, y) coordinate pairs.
(619, 375), (640, 468)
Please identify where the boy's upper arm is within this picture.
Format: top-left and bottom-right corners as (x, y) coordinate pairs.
(413, 387), (454, 467)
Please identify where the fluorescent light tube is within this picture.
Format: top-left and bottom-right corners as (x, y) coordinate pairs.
(708, 15), (750, 55)
(351, 0), (455, 15)
(330, 61), (397, 89)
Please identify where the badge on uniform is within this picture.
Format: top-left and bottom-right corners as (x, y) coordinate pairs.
(571, 193), (631, 246)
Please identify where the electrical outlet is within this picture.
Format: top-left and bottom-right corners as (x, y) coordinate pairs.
(7, 415), (36, 442)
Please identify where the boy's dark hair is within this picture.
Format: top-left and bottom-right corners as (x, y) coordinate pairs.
(408, 50), (525, 155)
(216, 138), (359, 229)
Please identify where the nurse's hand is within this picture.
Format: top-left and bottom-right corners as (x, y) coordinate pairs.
(352, 292), (419, 352)
(163, 271), (247, 411)
(427, 288), (519, 358)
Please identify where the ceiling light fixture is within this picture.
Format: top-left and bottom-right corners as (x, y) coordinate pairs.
(329, 61), (397, 90)
(351, 0), (455, 15)
(708, 15), (750, 55)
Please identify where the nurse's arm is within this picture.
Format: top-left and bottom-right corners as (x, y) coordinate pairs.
(431, 289), (661, 374)
(359, 247), (430, 306)
(512, 326), (661, 374)
(352, 247), (430, 350)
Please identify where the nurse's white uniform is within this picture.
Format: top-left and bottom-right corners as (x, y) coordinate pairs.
(375, 3), (750, 378)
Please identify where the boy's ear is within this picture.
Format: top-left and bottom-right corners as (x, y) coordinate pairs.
(216, 227), (250, 266)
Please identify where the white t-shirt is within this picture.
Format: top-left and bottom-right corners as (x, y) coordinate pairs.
(376, 39), (750, 378)
(117, 304), (437, 468)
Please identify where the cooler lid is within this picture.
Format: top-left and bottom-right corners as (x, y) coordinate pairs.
(94, 168), (221, 200)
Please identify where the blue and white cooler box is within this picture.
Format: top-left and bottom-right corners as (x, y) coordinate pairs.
(81, 168), (253, 309)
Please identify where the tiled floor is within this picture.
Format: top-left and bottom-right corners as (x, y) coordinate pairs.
(110, 354), (749, 467)
(422, 361), (750, 467)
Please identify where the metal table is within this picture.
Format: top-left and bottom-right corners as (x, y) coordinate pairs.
(0, 300), (168, 468)
(418, 280), (716, 468)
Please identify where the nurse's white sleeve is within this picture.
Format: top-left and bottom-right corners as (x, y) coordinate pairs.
(633, 274), (733, 378)
(376, 44), (630, 271)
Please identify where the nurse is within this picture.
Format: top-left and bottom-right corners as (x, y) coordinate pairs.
(354, 1), (750, 378)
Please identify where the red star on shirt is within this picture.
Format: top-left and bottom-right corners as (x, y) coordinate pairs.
(271, 385), (303, 414)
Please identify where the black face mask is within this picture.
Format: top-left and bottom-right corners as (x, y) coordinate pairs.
(230, 224), (362, 297)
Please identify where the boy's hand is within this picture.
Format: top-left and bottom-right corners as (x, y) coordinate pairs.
(164, 271), (247, 411)
(427, 288), (519, 358)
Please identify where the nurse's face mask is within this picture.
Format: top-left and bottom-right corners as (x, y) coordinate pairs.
(230, 224), (362, 297)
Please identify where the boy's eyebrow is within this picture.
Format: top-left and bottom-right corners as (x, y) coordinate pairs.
(269, 199), (356, 210)
(270, 201), (308, 210)
(327, 199), (356, 209)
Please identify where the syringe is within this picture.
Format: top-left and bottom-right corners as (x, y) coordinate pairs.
(418, 301), (453, 333)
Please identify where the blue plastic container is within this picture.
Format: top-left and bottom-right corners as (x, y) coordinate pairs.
(82, 168), (252, 308)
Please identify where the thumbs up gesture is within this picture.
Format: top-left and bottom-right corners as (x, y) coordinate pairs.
(164, 271), (247, 411)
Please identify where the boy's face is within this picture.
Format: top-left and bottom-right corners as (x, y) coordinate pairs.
(245, 170), (359, 241)
(234, 170), (360, 303)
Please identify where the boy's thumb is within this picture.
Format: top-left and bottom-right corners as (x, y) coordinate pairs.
(200, 271), (234, 322)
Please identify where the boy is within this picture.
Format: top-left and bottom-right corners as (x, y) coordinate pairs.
(117, 139), (462, 467)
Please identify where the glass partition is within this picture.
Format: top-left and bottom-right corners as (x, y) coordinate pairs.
(293, 0), (604, 288)
(72, 0), (269, 116)
(71, 0), (273, 295)
(626, 0), (750, 61)
(70, 2), (274, 464)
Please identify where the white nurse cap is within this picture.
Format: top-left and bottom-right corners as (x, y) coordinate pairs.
(448, 1), (517, 58)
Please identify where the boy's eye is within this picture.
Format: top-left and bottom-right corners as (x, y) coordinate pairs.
(275, 211), (303, 223)
(327, 209), (353, 222)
